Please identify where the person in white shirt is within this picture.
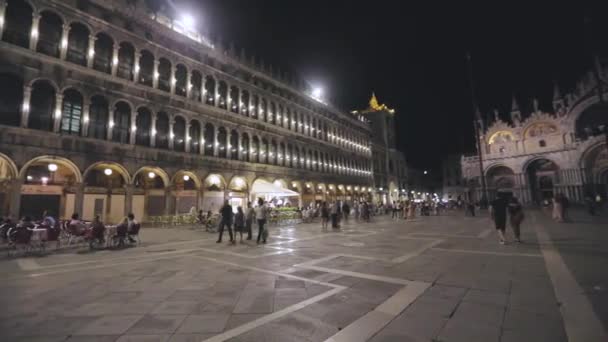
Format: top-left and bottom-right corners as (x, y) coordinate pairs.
(254, 198), (268, 244)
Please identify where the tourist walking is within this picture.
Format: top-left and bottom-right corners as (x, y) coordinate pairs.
(559, 193), (570, 222)
(254, 198), (268, 244)
(245, 201), (254, 240)
(353, 201), (360, 221)
(320, 201), (329, 231)
(391, 201), (399, 219)
(551, 195), (563, 222)
(216, 200), (235, 244)
(234, 206), (245, 243)
(342, 201), (350, 224)
(490, 193), (509, 244)
(330, 201), (341, 229)
(407, 202), (416, 220)
(508, 197), (524, 243)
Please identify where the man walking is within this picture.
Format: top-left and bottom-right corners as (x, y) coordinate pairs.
(217, 200), (235, 244)
(490, 193), (509, 244)
(245, 201), (254, 240)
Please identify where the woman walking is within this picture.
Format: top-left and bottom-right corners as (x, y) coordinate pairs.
(234, 206), (245, 243)
(552, 195), (563, 222)
(508, 197), (524, 243)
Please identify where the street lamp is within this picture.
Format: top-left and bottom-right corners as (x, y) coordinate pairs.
(104, 168), (113, 176)
(48, 163), (58, 172)
(180, 13), (195, 30)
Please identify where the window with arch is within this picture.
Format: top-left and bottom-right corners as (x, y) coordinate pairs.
(189, 120), (201, 154)
(88, 95), (108, 139)
(138, 50), (154, 86)
(230, 130), (239, 160)
(2, 0), (33, 48)
(203, 123), (214, 156)
(37, 11), (63, 57)
(155, 112), (170, 149)
(241, 133), (250, 162)
(28, 80), (55, 131)
(175, 64), (187, 97)
(135, 108), (152, 146)
(173, 116), (186, 152)
(67, 22), (89, 66)
(0, 73), (23, 127)
(112, 101), (130, 144)
(117, 42), (135, 80)
(157, 58), (171, 92)
(93, 33), (113, 74)
(61, 89), (83, 135)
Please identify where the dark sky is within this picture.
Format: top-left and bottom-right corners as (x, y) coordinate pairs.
(171, 1), (606, 173)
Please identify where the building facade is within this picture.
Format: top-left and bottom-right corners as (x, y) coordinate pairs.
(461, 68), (608, 204)
(0, 0), (390, 222)
(354, 95), (408, 204)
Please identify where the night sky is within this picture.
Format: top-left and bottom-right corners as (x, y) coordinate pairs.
(170, 1), (606, 173)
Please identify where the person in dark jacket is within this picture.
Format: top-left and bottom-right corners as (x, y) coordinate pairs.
(217, 200), (234, 244)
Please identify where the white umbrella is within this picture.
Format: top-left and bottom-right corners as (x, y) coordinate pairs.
(251, 180), (299, 197)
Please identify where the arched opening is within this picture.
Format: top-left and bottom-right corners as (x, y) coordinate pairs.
(155, 112), (169, 149)
(279, 143), (285, 166)
(173, 116), (186, 152)
(135, 107), (152, 146)
(294, 147), (301, 168)
(191, 70), (202, 102)
(60, 88), (83, 135)
(526, 159), (559, 204)
(157, 58), (171, 92)
(241, 133), (250, 162)
(202, 174), (226, 212)
(217, 81), (228, 110)
(83, 162), (129, 223)
(112, 101), (131, 144)
(93, 32), (113, 74)
(230, 129), (238, 160)
(0, 73), (23, 127)
(203, 123), (214, 156)
(229, 86), (239, 113)
(204, 76), (215, 106)
(576, 103), (608, 140)
(189, 120), (201, 154)
(241, 90), (250, 116)
(88, 95), (108, 139)
(174, 64), (187, 97)
(286, 109), (292, 130)
(138, 50), (154, 87)
(133, 167), (168, 219)
(277, 104), (284, 127)
(0, 154), (17, 216)
(314, 151), (320, 171)
(172, 171), (199, 214)
(228, 176), (248, 210)
(28, 80), (55, 131)
(251, 95), (259, 119)
(217, 127), (227, 158)
(251, 136), (260, 163)
(66, 22), (89, 66)
(287, 144), (293, 168)
(582, 143), (608, 199)
(20, 157), (81, 220)
(117, 41), (135, 80)
(36, 11), (62, 57)
(2, 0), (33, 48)
(486, 165), (516, 200)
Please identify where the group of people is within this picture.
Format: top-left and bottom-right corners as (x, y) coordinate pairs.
(214, 198), (269, 245)
(489, 195), (524, 245)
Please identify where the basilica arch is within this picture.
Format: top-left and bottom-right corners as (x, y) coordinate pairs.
(524, 158), (560, 204)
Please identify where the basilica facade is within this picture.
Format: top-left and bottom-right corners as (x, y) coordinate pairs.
(461, 67), (608, 204)
(0, 0), (406, 222)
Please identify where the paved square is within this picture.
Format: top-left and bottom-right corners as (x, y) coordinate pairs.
(1, 210), (606, 341)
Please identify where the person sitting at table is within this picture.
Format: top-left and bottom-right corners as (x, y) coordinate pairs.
(116, 217), (129, 238)
(127, 213), (139, 243)
(41, 210), (57, 229)
(90, 215), (106, 242)
(68, 213), (87, 236)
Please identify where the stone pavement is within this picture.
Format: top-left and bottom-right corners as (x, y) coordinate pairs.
(0, 210), (606, 341)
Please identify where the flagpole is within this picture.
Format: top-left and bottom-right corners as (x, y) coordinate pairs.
(466, 52), (488, 208)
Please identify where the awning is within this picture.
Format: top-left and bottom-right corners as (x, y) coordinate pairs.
(251, 181), (300, 197)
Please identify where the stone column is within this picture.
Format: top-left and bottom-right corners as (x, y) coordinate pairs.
(129, 112), (136, 145)
(226, 131), (232, 159)
(53, 93), (64, 133)
(133, 50), (141, 83)
(213, 128), (219, 157)
(106, 102), (114, 141)
(124, 184), (134, 216)
(0, 1), (7, 40)
(86, 34), (96, 68)
(186, 69), (192, 99)
(237, 134), (244, 161)
(168, 118), (175, 150)
(152, 59), (160, 89)
(59, 24), (70, 60)
(21, 85), (32, 128)
(74, 183), (85, 216)
(111, 43), (119, 76)
(164, 187), (174, 215)
(185, 121), (191, 153)
(81, 102), (90, 137)
(8, 179), (23, 219)
(150, 113), (157, 147)
(29, 12), (41, 51)
(170, 64), (176, 94)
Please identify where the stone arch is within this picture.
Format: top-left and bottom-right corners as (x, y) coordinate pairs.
(228, 175), (249, 192)
(36, 9), (63, 57)
(83, 161), (131, 184)
(0, 72), (24, 127)
(93, 32), (114, 74)
(203, 173), (227, 191)
(19, 155), (82, 183)
(132, 166), (170, 188)
(0, 152), (19, 180)
(2, 0), (34, 48)
(524, 157), (560, 203)
(171, 170), (201, 189)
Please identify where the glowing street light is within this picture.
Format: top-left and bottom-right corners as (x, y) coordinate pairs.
(180, 13), (196, 30)
(311, 87), (323, 101)
(104, 168), (113, 176)
(48, 163), (58, 172)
